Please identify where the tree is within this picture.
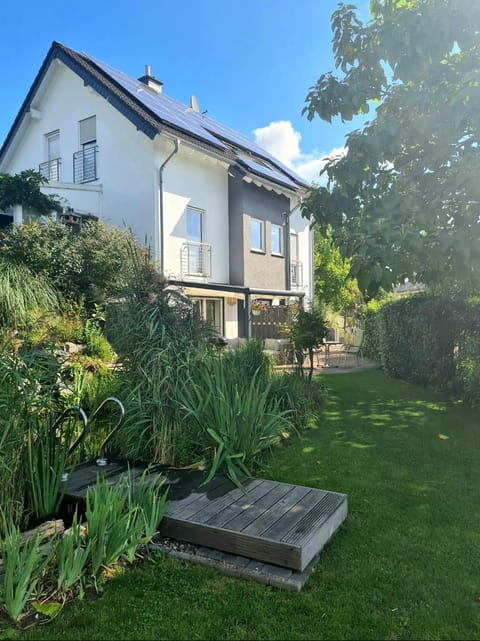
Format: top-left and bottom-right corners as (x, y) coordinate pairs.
(314, 229), (361, 320)
(302, 0), (480, 295)
(288, 307), (328, 381)
(0, 170), (62, 215)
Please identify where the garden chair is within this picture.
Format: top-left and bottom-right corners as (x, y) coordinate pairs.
(342, 328), (364, 366)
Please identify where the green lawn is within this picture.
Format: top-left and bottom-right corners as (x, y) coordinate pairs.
(22, 371), (480, 640)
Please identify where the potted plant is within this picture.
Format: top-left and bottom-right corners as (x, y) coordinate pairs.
(251, 300), (268, 316)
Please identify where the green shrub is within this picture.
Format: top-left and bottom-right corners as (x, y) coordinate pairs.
(178, 356), (291, 486)
(0, 520), (53, 622)
(221, 340), (271, 388)
(106, 253), (211, 465)
(0, 219), (139, 304)
(455, 331), (480, 406)
(268, 371), (328, 430)
(0, 350), (63, 532)
(83, 320), (114, 361)
(362, 293), (480, 398)
(0, 257), (58, 329)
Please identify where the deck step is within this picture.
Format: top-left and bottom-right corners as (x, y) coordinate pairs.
(62, 462), (347, 572)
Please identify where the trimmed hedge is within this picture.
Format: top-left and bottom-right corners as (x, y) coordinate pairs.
(364, 293), (480, 402)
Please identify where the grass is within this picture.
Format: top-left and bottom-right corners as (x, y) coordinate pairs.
(19, 370), (480, 640)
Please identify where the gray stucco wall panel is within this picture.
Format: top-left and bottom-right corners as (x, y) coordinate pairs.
(229, 175), (289, 290)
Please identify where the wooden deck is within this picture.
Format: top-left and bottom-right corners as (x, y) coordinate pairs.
(61, 461), (347, 572)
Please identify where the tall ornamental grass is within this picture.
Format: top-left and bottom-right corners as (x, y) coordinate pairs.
(106, 245), (211, 465)
(178, 355), (292, 486)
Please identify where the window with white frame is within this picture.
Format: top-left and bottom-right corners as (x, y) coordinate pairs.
(186, 207), (204, 274)
(250, 217), (265, 252)
(40, 130), (60, 181)
(75, 116), (97, 183)
(271, 224), (283, 256)
(192, 298), (223, 335)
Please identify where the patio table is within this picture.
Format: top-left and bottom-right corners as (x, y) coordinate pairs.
(321, 341), (343, 367)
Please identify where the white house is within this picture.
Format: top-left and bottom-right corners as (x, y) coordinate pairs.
(0, 41), (313, 340)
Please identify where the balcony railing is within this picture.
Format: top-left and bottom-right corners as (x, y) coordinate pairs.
(73, 146), (98, 183)
(39, 158), (61, 182)
(181, 242), (212, 278)
(290, 260), (303, 288)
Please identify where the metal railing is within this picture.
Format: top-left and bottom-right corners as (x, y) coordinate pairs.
(290, 260), (303, 288)
(181, 242), (212, 278)
(73, 146), (98, 183)
(39, 158), (61, 182)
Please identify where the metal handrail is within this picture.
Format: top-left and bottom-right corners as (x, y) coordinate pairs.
(53, 405), (88, 482)
(93, 397), (125, 466)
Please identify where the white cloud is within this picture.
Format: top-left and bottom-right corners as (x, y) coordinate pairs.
(253, 120), (301, 166)
(253, 120), (346, 185)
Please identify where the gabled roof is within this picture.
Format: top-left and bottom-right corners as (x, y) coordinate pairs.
(1, 42), (310, 192)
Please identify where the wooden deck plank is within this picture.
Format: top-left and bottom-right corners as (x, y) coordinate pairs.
(200, 481), (274, 528)
(282, 492), (345, 544)
(241, 485), (311, 537)
(261, 490), (329, 542)
(209, 482), (294, 532)
(169, 478), (262, 521)
(160, 516), (302, 569)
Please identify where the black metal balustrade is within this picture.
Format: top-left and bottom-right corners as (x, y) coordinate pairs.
(181, 242), (212, 278)
(73, 146), (98, 183)
(39, 158), (61, 182)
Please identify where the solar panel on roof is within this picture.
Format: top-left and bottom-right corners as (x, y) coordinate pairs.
(236, 153), (297, 189)
(82, 52), (310, 189)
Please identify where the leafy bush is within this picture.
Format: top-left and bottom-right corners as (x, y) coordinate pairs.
(362, 293), (480, 401)
(221, 339), (271, 389)
(0, 219), (140, 304)
(83, 319), (114, 361)
(455, 331), (480, 406)
(370, 294), (459, 388)
(268, 371), (328, 430)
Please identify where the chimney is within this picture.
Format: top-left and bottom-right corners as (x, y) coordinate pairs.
(138, 64), (163, 93)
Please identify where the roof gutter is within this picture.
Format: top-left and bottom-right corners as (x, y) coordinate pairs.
(159, 138), (179, 273)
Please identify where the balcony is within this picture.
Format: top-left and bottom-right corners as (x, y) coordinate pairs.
(39, 158), (61, 182)
(73, 146), (98, 183)
(290, 260), (303, 288)
(181, 242), (212, 278)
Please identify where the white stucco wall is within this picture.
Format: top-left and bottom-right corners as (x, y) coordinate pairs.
(155, 138), (230, 283)
(290, 197), (313, 304)
(2, 60), (156, 248)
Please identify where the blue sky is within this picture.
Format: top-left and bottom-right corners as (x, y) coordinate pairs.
(0, 0), (370, 182)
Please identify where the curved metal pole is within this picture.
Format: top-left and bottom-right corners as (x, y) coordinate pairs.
(54, 405), (88, 482)
(93, 397), (125, 466)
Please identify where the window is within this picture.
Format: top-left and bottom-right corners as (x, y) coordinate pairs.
(271, 224), (283, 255)
(290, 233), (299, 261)
(186, 207), (203, 243)
(75, 116), (97, 183)
(79, 116), (96, 147)
(40, 130), (60, 181)
(186, 207), (204, 273)
(250, 217), (265, 252)
(192, 298), (223, 335)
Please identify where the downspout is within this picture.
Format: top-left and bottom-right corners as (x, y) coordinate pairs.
(159, 139), (180, 273)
